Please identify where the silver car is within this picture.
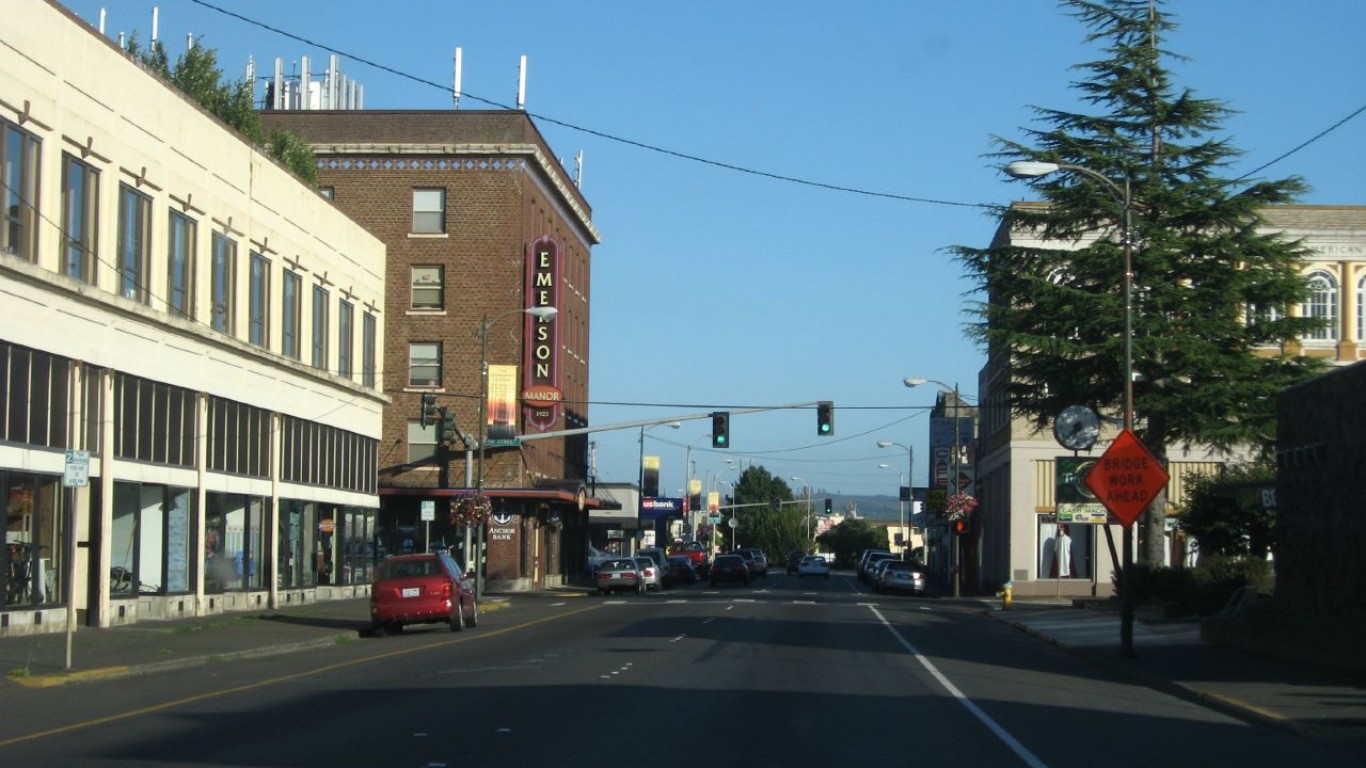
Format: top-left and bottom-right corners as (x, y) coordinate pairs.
(635, 556), (665, 592)
(595, 558), (644, 595)
(875, 560), (927, 595)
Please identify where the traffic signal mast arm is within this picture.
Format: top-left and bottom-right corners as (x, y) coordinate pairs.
(515, 401), (828, 441)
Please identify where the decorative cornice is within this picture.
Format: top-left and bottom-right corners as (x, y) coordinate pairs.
(314, 143), (601, 244)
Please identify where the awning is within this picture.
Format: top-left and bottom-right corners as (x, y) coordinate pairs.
(378, 485), (616, 510)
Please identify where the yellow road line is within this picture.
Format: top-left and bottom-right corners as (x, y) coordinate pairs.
(0, 603), (602, 749)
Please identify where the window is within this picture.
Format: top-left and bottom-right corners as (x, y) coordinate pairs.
(282, 270), (302, 359)
(117, 185), (152, 303)
(210, 233), (236, 334)
(61, 154), (98, 283)
(319, 187), (335, 200)
(411, 266), (444, 309)
(412, 188), (446, 234)
(362, 312), (377, 388)
(338, 300), (354, 379)
(1358, 274), (1365, 344)
(409, 342), (441, 387)
(2, 121), (40, 260)
(249, 252), (271, 348)
(407, 420), (439, 463)
(167, 211), (196, 318)
(1301, 270), (1338, 342)
(312, 284), (329, 370)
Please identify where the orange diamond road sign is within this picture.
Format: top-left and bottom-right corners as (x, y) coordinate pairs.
(1083, 429), (1169, 528)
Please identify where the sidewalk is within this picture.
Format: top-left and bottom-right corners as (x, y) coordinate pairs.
(0, 593), (521, 690)
(990, 598), (1366, 743)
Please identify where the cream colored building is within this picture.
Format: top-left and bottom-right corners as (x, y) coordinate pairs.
(0, 1), (387, 635)
(973, 204), (1365, 599)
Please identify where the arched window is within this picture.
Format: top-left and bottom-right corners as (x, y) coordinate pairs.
(1301, 270), (1338, 342)
(1358, 273), (1366, 344)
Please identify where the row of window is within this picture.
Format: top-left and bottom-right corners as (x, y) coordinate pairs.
(0, 339), (376, 495)
(3, 118), (380, 387)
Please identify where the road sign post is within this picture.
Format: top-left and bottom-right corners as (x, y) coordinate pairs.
(1084, 429), (1169, 657)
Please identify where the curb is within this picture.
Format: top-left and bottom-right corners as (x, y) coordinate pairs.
(991, 609), (1308, 740)
(9, 598), (515, 689)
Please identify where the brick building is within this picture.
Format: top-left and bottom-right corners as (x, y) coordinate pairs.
(259, 111), (604, 591)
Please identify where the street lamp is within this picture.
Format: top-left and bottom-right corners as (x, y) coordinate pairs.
(475, 305), (558, 597)
(791, 476), (812, 545)
(877, 463), (908, 556)
(877, 441), (912, 553)
(638, 421), (681, 548)
(905, 377), (972, 598)
(1005, 159), (1137, 656)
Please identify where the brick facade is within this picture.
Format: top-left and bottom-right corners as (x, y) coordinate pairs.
(260, 111), (601, 590)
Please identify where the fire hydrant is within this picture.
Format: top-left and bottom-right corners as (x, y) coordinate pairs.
(996, 580), (1014, 610)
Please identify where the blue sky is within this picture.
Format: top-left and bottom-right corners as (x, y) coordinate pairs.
(62, 1), (1364, 498)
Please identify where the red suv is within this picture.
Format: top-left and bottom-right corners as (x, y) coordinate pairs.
(369, 551), (478, 636)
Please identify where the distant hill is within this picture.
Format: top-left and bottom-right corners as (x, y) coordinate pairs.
(830, 495), (903, 522)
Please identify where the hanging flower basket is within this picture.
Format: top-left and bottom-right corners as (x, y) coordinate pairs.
(945, 492), (978, 521)
(450, 493), (492, 526)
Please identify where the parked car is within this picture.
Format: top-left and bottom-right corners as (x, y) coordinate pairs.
(709, 554), (752, 586)
(734, 547), (767, 577)
(875, 560), (927, 594)
(668, 540), (710, 574)
(785, 550), (806, 574)
(859, 550), (896, 584)
(637, 547), (670, 575)
(369, 551), (478, 636)
(665, 555), (698, 587)
(636, 556), (665, 591)
(596, 558), (645, 595)
(798, 555), (831, 579)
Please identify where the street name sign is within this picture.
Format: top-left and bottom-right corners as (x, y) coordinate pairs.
(1083, 429), (1168, 528)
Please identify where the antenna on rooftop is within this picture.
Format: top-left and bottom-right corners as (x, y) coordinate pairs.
(517, 55), (527, 110)
(453, 47), (463, 109)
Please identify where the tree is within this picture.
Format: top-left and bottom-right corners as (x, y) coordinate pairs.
(126, 35), (316, 183)
(1176, 463), (1275, 560)
(952, 0), (1324, 564)
(728, 465), (805, 557)
(816, 519), (887, 569)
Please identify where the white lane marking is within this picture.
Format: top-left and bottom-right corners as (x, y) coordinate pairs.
(670, 634), (688, 643)
(868, 605), (1049, 768)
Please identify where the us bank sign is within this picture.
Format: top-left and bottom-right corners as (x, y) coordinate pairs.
(523, 235), (561, 431)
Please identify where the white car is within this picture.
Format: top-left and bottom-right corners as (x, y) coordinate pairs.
(797, 555), (831, 579)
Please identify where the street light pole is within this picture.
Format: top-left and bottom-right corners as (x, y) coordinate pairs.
(1005, 159), (1136, 656)
(637, 421), (680, 550)
(904, 377), (972, 597)
(791, 476), (811, 546)
(878, 463), (907, 556)
(877, 440), (913, 559)
(476, 305), (558, 598)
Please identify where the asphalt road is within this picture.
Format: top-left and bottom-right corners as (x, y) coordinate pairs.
(0, 574), (1358, 767)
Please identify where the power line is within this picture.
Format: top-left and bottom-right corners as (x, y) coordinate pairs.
(186, 0), (1359, 201)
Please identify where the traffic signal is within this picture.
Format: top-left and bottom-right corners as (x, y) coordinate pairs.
(824, 497), (833, 514)
(816, 400), (834, 436)
(439, 408), (458, 443)
(420, 393), (439, 428)
(954, 519), (966, 534)
(711, 411), (730, 448)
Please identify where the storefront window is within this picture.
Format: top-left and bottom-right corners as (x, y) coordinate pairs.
(205, 492), (265, 592)
(279, 499), (319, 590)
(2, 473), (63, 608)
(1038, 516), (1093, 580)
(113, 482), (196, 595)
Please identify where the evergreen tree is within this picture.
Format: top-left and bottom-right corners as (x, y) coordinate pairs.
(952, 0), (1324, 564)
